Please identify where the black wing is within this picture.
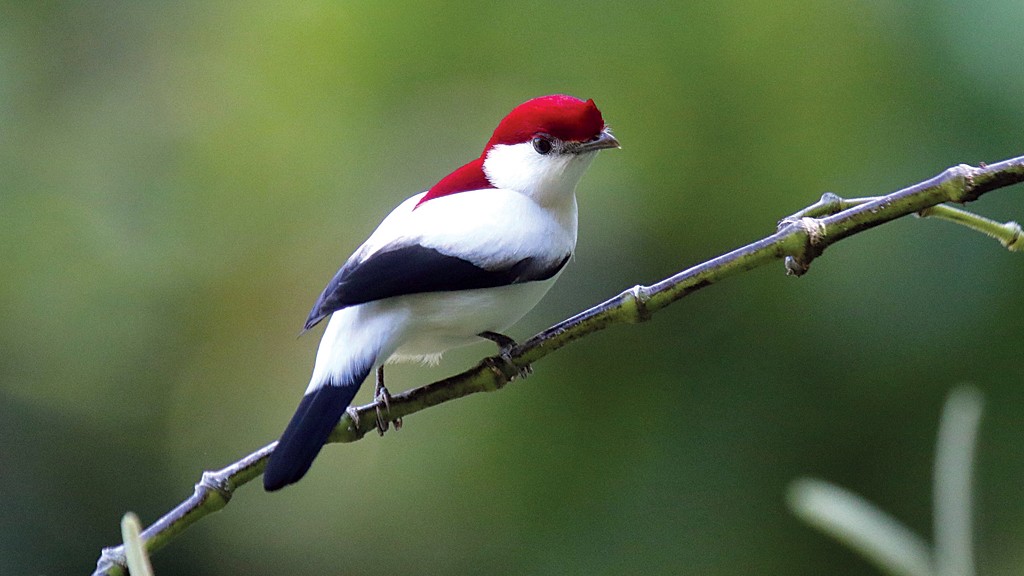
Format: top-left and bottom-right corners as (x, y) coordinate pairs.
(304, 244), (570, 330)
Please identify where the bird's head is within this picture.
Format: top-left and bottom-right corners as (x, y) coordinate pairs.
(417, 95), (618, 210)
(481, 95), (619, 206)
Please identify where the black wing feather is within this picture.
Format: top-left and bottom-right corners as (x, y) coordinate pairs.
(304, 245), (570, 330)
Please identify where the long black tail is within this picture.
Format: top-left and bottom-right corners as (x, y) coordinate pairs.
(264, 362), (373, 491)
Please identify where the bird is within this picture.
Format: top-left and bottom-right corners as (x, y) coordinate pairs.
(263, 94), (620, 491)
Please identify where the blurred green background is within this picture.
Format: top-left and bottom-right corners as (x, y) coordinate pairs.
(2, 1), (1022, 574)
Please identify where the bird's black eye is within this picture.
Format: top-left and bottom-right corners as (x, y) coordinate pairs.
(532, 136), (553, 155)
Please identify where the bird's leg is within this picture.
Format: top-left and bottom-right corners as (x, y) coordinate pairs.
(373, 365), (401, 435)
(478, 331), (532, 379)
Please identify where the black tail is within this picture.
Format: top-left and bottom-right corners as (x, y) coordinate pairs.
(264, 365), (372, 491)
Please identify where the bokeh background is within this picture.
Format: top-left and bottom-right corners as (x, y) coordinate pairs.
(2, 1), (1022, 574)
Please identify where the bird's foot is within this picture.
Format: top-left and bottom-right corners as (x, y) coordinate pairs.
(373, 366), (402, 436)
(479, 331), (532, 380)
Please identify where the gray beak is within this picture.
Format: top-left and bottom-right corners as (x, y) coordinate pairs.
(574, 129), (621, 153)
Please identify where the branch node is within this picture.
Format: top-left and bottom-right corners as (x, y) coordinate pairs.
(1004, 221), (1023, 252)
(779, 192), (847, 225)
(784, 217), (828, 276)
(801, 217), (828, 246)
(624, 284), (653, 323)
(946, 164), (983, 203)
(198, 470), (233, 504)
(814, 192), (845, 215)
(95, 546), (127, 576)
(784, 256), (808, 276)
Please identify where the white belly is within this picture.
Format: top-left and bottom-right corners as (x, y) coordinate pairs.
(384, 276), (559, 362)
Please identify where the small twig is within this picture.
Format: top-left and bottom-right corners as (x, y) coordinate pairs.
(789, 192), (1023, 251)
(92, 156), (1024, 576)
(918, 205), (1023, 251)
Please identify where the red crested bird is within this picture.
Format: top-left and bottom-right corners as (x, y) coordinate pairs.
(264, 94), (619, 491)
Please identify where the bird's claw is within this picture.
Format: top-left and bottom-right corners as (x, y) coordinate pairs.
(479, 331), (532, 381)
(499, 349), (532, 380)
(345, 406), (361, 431)
(373, 383), (402, 436)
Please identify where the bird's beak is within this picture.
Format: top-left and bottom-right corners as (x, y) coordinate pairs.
(574, 129), (621, 153)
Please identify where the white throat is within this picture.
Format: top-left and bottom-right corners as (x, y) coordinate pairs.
(482, 142), (596, 212)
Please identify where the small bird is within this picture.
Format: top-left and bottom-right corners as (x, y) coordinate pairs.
(263, 94), (619, 491)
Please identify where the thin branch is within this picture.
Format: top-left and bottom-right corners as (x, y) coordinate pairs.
(94, 444), (274, 576)
(918, 205), (1023, 251)
(790, 193), (1023, 251)
(92, 155), (1024, 576)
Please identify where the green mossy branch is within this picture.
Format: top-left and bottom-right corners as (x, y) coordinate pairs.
(93, 156), (1024, 576)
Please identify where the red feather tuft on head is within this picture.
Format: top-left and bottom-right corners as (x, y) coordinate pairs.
(416, 95), (606, 208)
(484, 95), (606, 150)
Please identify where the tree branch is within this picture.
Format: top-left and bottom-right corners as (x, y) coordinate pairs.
(92, 156), (1024, 576)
